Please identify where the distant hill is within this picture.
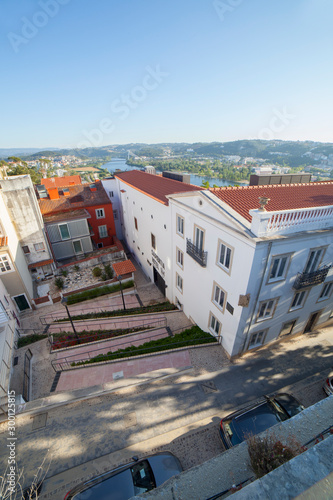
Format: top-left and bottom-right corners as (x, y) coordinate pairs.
(0, 148), (59, 158)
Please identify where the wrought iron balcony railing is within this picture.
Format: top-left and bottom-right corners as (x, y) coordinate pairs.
(186, 238), (207, 267)
(293, 265), (331, 290)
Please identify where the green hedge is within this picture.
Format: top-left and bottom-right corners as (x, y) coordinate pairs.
(18, 334), (47, 348)
(72, 326), (217, 366)
(56, 301), (177, 322)
(66, 279), (134, 305)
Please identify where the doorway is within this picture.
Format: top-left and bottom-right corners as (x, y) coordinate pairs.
(153, 267), (166, 296)
(304, 311), (321, 333)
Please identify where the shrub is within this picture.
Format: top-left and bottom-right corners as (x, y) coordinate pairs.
(60, 269), (68, 277)
(104, 263), (114, 279)
(92, 266), (102, 277)
(55, 277), (64, 289)
(74, 265), (80, 272)
(101, 272), (108, 281)
(247, 434), (305, 479)
(66, 279), (134, 305)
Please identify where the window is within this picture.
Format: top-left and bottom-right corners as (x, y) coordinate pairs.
(304, 248), (324, 274)
(22, 245), (30, 254)
(176, 215), (184, 237)
(194, 225), (204, 251)
(217, 240), (233, 273)
(59, 223), (70, 240)
(176, 273), (183, 293)
(319, 282), (333, 300)
(73, 240), (83, 254)
(212, 283), (226, 312)
(98, 225), (108, 238)
(151, 233), (156, 250)
(279, 320), (296, 337)
(134, 217), (138, 231)
(34, 242), (45, 252)
(176, 248), (184, 269)
(248, 331), (265, 349)
(113, 210), (118, 220)
(290, 291), (307, 310)
(209, 312), (221, 336)
(109, 191), (114, 197)
(269, 255), (289, 282)
(96, 208), (105, 219)
(257, 298), (277, 321)
(0, 255), (12, 274)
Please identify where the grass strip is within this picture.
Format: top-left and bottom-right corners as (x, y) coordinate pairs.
(66, 279), (134, 305)
(18, 334), (48, 348)
(56, 301), (177, 322)
(71, 326), (217, 366)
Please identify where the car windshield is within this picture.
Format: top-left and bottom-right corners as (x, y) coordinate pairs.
(228, 400), (288, 445)
(73, 469), (135, 500)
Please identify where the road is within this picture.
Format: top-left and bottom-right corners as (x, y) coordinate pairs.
(0, 327), (332, 499)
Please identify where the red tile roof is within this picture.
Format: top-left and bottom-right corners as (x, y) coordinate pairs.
(38, 181), (111, 215)
(41, 175), (82, 188)
(112, 260), (136, 277)
(210, 181), (333, 222)
(115, 170), (202, 205)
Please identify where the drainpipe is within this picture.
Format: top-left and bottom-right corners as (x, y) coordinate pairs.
(241, 241), (272, 354)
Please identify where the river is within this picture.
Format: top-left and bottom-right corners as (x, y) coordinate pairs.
(102, 158), (248, 188)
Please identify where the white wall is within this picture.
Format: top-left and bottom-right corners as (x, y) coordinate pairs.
(115, 178), (173, 301)
(169, 192), (256, 354)
(0, 279), (17, 401)
(101, 178), (123, 239)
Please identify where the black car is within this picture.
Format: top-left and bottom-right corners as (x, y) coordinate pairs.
(219, 393), (305, 449)
(64, 452), (182, 499)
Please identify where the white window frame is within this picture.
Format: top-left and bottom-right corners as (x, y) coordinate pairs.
(176, 248), (184, 269)
(73, 239), (83, 254)
(34, 242), (45, 252)
(194, 225), (204, 252)
(113, 209), (118, 220)
(248, 330), (266, 350)
(176, 273), (183, 293)
(304, 248), (325, 274)
(216, 239), (233, 274)
(109, 191), (114, 198)
(12, 293), (31, 312)
(98, 225), (108, 238)
(268, 254), (290, 282)
(212, 282), (226, 313)
(176, 215), (184, 237)
(59, 223), (70, 241)
(289, 290), (308, 311)
(0, 254), (13, 274)
(96, 208), (105, 219)
(22, 245), (30, 254)
(256, 298), (278, 322)
(318, 282), (333, 301)
(209, 312), (221, 336)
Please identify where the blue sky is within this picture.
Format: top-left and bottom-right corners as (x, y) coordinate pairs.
(1, 0), (332, 148)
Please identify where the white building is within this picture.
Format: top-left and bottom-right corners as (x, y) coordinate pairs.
(105, 171), (333, 357)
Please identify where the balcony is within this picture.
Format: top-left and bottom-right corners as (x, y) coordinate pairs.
(293, 265), (331, 290)
(186, 238), (207, 267)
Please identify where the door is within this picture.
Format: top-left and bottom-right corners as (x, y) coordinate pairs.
(13, 294), (30, 311)
(194, 227), (204, 251)
(304, 312), (320, 333)
(73, 240), (83, 254)
(153, 267), (166, 296)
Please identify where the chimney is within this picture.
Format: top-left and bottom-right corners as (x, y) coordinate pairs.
(48, 187), (60, 200)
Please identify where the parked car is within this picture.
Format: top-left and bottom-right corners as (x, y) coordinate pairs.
(219, 393), (305, 449)
(323, 370), (333, 396)
(64, 452), (182, 500)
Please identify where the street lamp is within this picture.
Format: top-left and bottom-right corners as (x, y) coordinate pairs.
(61, 296), (79, 342)
(117, 274), (126, 311)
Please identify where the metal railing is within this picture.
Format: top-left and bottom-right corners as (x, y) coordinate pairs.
(293, 265), (331, 289)
(186, 239), (208, 267)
